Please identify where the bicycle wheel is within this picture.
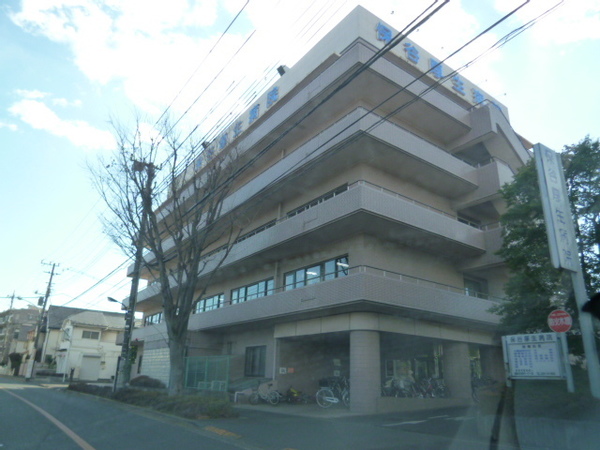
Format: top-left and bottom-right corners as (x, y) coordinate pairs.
(342, 390), (350, 408)
(249, 392), (259, 405)
(316, 388), (334, 408)
(268, 391), (280, 405)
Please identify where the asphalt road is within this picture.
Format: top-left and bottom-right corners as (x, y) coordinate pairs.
(0, 376), (513, 450)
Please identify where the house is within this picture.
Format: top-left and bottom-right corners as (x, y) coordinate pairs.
(40, 305), (95, 366)
(129, 6), (529, 413)
(0, 306), (40, 375)
(54, 310), (125, 381)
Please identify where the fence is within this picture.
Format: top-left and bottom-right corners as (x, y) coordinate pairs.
(184, 355), (230, 391)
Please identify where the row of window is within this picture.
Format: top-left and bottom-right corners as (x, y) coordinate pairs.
(284, 256), (349, 290)
(143, 255), (350, 324)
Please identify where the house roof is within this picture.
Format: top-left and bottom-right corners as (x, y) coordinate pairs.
(46, 306), (125, 330)
(65, 311), (125, 330)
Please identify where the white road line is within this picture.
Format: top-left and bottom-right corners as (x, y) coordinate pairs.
(382, 420), (428, 427)
(1, 389), (96, 450)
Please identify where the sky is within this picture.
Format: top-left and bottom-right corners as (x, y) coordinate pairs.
(1, 0), (599, 313)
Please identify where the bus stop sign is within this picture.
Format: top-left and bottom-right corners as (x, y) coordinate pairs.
(548, 309), (572, 333)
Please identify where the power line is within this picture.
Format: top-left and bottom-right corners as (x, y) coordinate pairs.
(154, 0), (252, 128)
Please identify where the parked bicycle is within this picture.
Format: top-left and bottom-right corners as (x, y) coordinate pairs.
(284, 386), (311, 404)
(248, 380), (281, 405)
(316, 376), (350, 408)
(419, 377), (450, 398)
(471, 375), (497, 403)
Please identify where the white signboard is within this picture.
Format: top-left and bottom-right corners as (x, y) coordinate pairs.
(534, 144), (579, 272)
(502, 333), (564, 379)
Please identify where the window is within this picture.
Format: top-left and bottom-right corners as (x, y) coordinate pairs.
(286, 184), (348, 218)
(194, 294), (224, 313)
(284, 256), (349, 291)
(464, 277), (488, 299)
(144, 312), (163, 326)
(82, 330), (100, 339)
(231, 278), (274, 304)
(244, 345), (266, 377)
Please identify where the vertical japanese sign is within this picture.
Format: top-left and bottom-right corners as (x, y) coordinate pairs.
(534, 144), (579, 272)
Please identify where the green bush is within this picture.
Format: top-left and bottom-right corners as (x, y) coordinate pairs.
(129, 375), (166, 389)
(68, 383), (237, 419)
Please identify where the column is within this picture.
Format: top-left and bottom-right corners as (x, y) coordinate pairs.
(350, 330), (380, 414)
(480, 346), (505, 382)
(442, 341), (471, 400)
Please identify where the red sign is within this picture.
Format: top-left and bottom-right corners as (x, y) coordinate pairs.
(548, 309), (572, 333)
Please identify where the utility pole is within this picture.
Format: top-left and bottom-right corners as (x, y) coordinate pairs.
(26, 262), (58, 380)
(117, 161), (155, 388)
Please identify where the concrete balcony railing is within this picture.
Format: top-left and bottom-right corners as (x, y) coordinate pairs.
(183, 265), (502, 332)
(135, 181), (492, 307)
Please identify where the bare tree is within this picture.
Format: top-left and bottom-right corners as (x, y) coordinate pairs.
(92, 118), (242, 394)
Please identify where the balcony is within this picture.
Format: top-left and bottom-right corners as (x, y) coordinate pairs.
(185, 265), (501, 333)
(135, 180), (492, 309)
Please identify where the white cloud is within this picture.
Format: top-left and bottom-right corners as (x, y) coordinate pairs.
(7, 0), (522, 132)
(52, 97), (83, 107)
(0, 121), (18, 131)
(9, 99), (115, 150)
(15, 89), (49, 99)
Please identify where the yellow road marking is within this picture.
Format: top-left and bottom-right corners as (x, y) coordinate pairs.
(2, 389), (95, 450)
(204, 425), (242, 439)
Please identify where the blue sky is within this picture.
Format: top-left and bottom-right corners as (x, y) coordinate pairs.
(1, 0), (599, 312)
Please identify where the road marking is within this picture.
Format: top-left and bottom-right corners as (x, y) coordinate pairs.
(1, 389), (95, 450)
(382, 420), (428, 427)
(444, 416), (474, 422)
(204, 425), (242, 439)
(428, 415), (450, 419)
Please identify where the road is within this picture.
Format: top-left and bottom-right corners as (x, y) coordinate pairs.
(0, 376), (515, 449)
(0, 377), (241, 449)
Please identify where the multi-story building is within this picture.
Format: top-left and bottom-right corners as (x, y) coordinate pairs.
(130, 6), (530, 413)
(0, 306), (40, 374)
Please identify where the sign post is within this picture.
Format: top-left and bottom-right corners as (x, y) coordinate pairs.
(534, 143), (600, 398)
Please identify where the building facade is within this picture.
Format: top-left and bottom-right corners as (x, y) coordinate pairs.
(130, 6), (530, 413)
(0, 306), (39, 375)
(54, 310), (125, 382)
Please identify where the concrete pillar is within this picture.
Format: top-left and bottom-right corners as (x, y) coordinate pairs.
(350, 330), (380, 414)
(442, 341), (471, 400)
(480, 346), (505, 382)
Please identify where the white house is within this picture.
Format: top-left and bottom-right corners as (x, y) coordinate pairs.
(55, 310), (125, 382)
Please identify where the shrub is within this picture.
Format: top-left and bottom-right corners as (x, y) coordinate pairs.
(129, 375), (166, 389)
(68, 383), (237, 419)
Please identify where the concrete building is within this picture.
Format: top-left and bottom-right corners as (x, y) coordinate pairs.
(0, 306), (39, 375)
(54, 310), (125, 381)
(130, 6), (529, 413)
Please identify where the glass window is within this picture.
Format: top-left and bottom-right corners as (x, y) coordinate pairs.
(194, 294), (223, 313)
(336, 256), (349, 276)
(284, 255), (349, 291)
(295, 269), (305, 288)
(306, 265), (321, 285)
(231, 278), (274, 304)
(324, 260), (336, 280)
(144, 312), (162, 326)
(244, 345), (266, 377)
(464, 277), (488, 299)
(82, 330), (100, 339)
